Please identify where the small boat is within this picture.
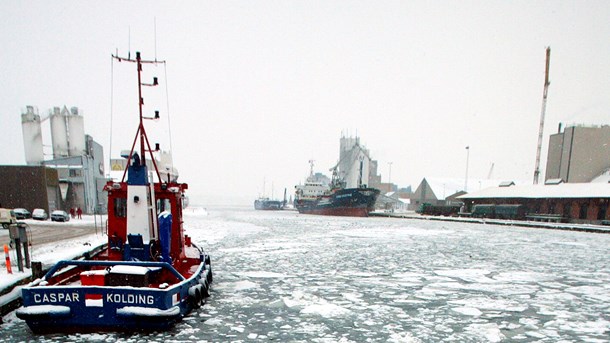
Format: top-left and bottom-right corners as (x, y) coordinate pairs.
(16, 51), (212, 333)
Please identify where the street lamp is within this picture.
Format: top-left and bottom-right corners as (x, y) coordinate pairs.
(464, 146), (470, 192)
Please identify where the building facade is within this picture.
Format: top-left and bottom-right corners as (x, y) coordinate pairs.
(545, 125), (610, 183)
(19, 105), (107, 214)
(0, 166), (60, 213)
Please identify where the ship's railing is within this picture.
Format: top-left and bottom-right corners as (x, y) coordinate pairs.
(44, 260), (185, 282)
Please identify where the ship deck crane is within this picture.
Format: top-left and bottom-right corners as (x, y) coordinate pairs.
(533, 47), (551, 184)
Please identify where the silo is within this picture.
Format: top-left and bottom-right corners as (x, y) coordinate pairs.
(21, 106), (44, 165)
(50, 107), (69, 159)
(67, 107), (86, 156)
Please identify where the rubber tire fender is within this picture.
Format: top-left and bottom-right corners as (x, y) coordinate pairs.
(188, 285), (202, 309)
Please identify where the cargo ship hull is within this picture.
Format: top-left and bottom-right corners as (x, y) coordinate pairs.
(295, 188), (379, 217)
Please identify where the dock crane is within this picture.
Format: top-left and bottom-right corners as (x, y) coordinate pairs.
(533, 47), (551, 184)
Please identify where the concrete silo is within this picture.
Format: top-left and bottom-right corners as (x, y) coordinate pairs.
(67, 107), (86, 157)
(50, 107), (69, 159)
(338, 135), (371, 189)
(50, 106), (86, 158)
(21, 106), (45, 165)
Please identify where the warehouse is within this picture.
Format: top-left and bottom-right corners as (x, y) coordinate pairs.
(458, 179), (610, 225)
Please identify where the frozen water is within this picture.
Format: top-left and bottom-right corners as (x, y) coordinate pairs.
(2, 206), (610, 342)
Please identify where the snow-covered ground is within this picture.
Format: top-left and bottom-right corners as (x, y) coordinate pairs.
(0, 215), (107, 291)
(2, 206), (610, 342)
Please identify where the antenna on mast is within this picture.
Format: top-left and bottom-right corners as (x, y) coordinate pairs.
(128, 26), (131, 60)
(533, 47), (551, 184)
(154, 17), (158, 62)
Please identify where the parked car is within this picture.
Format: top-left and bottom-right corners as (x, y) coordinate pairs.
(32, 208), (48, 221)
(0, 208), (17, 229)
(13, 208), (31, 219)
(51, 210), (70, 222)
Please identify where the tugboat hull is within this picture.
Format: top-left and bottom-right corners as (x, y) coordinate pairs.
(17, 260), (212, 333)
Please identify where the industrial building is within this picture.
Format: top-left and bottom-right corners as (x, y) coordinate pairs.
(0, 166), (60, 212)
(458, 181), (610, 224)
(0, 106), (107, 214)
(458, 125), (610, 224)
(410, 177), (498, 211)
(334, 135), (372, 188)
(545, 125), (610, 183)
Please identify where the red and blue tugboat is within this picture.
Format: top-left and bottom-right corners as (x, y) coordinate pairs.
(16, 52), (212, 333)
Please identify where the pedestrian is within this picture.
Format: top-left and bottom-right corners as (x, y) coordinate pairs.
(70, 208), (75, 218)
(77, 207), (82, 219)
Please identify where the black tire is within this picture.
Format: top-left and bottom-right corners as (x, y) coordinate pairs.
(202, 280), (211, 299)
(189, 286), (202, 309)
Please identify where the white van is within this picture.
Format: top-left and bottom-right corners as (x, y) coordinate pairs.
(0, 208), (17, 229)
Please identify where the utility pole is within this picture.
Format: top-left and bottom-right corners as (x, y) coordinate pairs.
(464, 146), (470, 192)
(533, 47), (551, 184)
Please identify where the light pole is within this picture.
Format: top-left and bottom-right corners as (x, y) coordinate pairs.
(464, 146), (470, 192)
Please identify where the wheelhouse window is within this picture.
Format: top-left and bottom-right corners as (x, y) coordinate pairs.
(114, 198), (127, 218)
(157, 198), (171, 214)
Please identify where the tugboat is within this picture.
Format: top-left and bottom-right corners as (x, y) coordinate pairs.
(16, 52), (212, 333)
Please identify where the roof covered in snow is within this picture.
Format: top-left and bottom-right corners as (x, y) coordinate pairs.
(421, 177), (506, 200)
(458, 182), (610, 199)
(591, 169), (610, 183)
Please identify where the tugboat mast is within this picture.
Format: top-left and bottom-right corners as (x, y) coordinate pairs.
(112, 51), (165, 182)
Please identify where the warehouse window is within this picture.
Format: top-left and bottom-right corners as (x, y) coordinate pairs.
(563, 202), (572, 219)
(579, 203), (588, 220)
(598, 201), (608, 220)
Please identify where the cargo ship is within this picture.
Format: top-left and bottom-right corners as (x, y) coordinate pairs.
(16, 52), (212, 333)
(295, 160), (379, 217)
(294, 186), (380, 217)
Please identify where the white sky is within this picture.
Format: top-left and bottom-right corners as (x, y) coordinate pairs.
(1, 1), (609, 205)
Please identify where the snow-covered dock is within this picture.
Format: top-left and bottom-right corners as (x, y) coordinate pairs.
(370, 211), (610, 234)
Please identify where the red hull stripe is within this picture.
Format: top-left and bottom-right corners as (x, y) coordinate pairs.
(298, 207), (371, 217)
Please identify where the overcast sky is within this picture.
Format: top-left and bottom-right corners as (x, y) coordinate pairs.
(1, 1), (609, 205)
